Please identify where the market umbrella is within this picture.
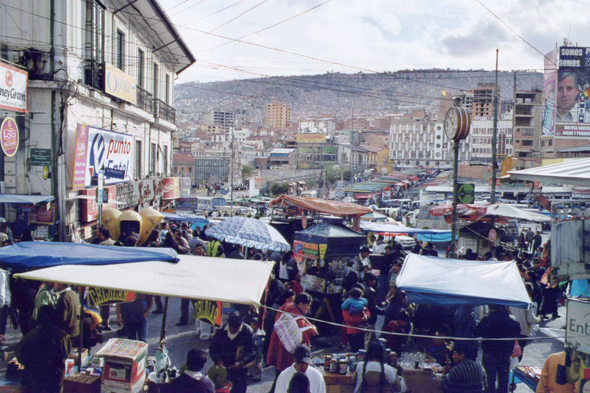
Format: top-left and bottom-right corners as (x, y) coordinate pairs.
(205, 216), (291, 252)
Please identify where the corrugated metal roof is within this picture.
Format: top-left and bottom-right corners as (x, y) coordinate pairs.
(508, 159), (590, 186)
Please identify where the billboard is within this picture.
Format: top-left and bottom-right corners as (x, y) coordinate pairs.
(297, 133), (326, 144)
(73, 124), (134, 190)
(542, 49), (557, 136)
(0, 61), (28, 113)
(162, 177), (180, 200)
(554, 46), (590, 134)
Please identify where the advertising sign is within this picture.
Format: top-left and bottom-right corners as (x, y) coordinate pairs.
(302, 242), (320, 260)
(566, 299), (590, 355)
(542, 49), (558, 137)
(31, 206), (55, 224)
(162, 177), (180, 200)
(457, 183), (475, 204)
(104, 63), (137, 105)
(73, 124), (134, 189)
(1, 117), (19, 157)
(554, 46), (590, 128)
(293, 240), (304, 263)
(80, 186), (116, 223)
(30, 148), (51, 166)
(297, 134), (326, 144)
(255, 176), (263, 189)
(0, 61), (28, 113)
(193, 300), (222, 327)
(180, 177), (191, 197)
(87, 288), (136, 306)
(555, 123), (590, 137)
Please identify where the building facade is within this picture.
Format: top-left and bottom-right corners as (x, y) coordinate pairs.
(194, 156), (230, 184)
(265, 100), (292, 129)
(297, 143), (337, 169)
(472, 84), (500, 118)
(513, 90), (542, 158)
(389, 121), (470, 168)
(468, 116), (514, 162)
(0, 0), (195, 241)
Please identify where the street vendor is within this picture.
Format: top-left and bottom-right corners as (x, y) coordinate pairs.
(355, 247), (371, 271)
(209, 312), (256, 393)
(353, 341), (406, 393)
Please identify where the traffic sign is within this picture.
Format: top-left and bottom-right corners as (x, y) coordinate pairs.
(457, 182), (475, 204)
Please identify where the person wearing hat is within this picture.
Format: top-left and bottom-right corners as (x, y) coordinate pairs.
(209, 312), (256, 393)
(276, 345), (326, 393)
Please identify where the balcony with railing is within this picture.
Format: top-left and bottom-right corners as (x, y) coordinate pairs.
(153, 99), (176, 123)
(84, 60), (104, 90)
(136, 86), (153, 114)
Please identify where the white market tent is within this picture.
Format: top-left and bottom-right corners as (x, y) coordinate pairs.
(360, 221), (451, 235)
(508, 158), (590, 187)
(14, 255), (273, 306)
(396, 254), (532, 309)
(482, 203), (550, 223)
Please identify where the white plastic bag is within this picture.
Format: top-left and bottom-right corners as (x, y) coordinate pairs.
(273, 313), (314, 354)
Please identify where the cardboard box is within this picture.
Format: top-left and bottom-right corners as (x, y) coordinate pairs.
(63, 372), (101, 393)
(95, 339), (147, 390)
(101, 374), (145, 393)
(402, 368), (440, 393)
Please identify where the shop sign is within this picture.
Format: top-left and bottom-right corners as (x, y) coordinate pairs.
(31, 205), (55, 224)
(162, 177), (180, 200)
(72, 124), (134, 190)
(104, 63), (137, 105)
(488, 228), (497, 243)
(319, 244), (328, 259)
(302, 216), (307, 229)
(80, 186), (117, 223)
(566, 299), (590, 355)
(293, 240), (304, 263)
(0, 61), (28, 113)
(1, 117), (19, 157)
(87, 288), (136, 306)
(297, 134), (326, 144)
(302, 242), (320, 260)
(299, 163), (311, 169)
(30, 148), (51, 166)
(193, 300), (222, 327)
(180, 177), (191, 197)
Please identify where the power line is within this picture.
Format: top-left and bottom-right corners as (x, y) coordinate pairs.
(198, 0), (335, 54)
(474, 0), (556, 66)
(1, 1), (33, 46)
(187, 0), (271, 44)
(169, 0), (208, 17)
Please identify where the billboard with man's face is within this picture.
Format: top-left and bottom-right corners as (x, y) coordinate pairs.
(553, 47), (590, 136)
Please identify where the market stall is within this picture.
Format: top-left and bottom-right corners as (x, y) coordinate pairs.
(292, 223), (365, 333)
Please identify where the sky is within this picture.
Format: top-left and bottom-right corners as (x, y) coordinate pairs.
(165, 0), (583, 84)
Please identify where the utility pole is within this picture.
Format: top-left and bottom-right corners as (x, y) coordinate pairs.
(491, 49), (499, 204)
(230, 128), (234, 217)
(350, 100), (354, 183)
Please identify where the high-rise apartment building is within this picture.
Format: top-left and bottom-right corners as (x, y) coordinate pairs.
(265, 100), (292, 129)
(472, 84), (501, 118)
(513, 90), (542, 158)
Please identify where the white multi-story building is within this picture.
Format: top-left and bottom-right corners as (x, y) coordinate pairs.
(468, 115), (514, 162)
(0, 0), (195, 241)
(389, 121), (471, 168)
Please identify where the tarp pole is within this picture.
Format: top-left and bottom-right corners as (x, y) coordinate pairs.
(160, 296), (169, 342)
(78, 287), (84, 371)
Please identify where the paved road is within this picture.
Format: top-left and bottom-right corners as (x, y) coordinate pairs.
(0, 298), (566, 392)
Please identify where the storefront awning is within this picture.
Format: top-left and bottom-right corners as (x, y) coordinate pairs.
(0, 194), (54, 204)
(508, 158), (590, 187)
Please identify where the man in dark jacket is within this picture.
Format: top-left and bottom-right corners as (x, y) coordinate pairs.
(475, 305), (521, 393)
(166, 349), (215, 393)
(17, 306), (71, 393)
(209, 312), (256, 393)
(55, 283), (80, 345)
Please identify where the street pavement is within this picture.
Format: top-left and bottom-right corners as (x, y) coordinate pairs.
(0, 297), (566, 392)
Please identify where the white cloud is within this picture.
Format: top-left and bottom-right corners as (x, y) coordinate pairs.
(165, 0), (589, 83)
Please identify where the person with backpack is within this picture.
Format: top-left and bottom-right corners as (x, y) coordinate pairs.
(353, 341), (406, 393)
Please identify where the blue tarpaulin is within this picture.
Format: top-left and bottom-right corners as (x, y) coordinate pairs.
(416, 232), (453, 243)
(0, 242), (179, 270)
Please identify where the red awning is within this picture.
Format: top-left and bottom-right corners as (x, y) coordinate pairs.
(270, 195), (372, 217)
